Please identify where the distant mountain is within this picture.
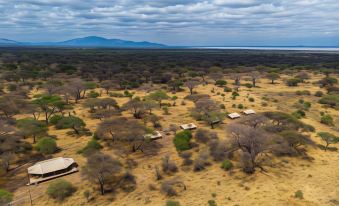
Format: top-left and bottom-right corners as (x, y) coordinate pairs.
(0, 38), (22, 46)
(0, 36), (167, 48)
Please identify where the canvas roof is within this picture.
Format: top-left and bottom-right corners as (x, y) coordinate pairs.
(28, 157), (75, 175)
(243, 109), (256, 115)
(180, 123), (197, 130)
(144, 131), (162, 140)
(228, 112), (241, 119)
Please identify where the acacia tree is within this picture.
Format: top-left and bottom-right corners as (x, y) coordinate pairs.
(32, 95), (66, 124)
(184, 79), (200, 95)
(228, 124), (275, 173)
(122, 97), (146, 119)
(317, 132), (339, 151)
(0, 120), (23, 172)
(147, 90), (170, 108)
(231, 73), (242, 86)
(250, 71), (261, 87)
(82, 153), (122, 195)
(97, 117), (147, 152)
(55, 116), (86, 135)
(295, 71), (310, 83)
(100, 80), (114, 94)
(192, 98), (225, 129)
(17, 118), (48, 143)
(0, 94), (26, 118)
(266, 72), (280, 84)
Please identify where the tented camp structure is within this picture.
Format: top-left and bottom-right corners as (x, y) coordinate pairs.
(228, 112), (241, 119)
(243, 109), (256, 115)
(180, 123), (197, 130)
(144, 131), (162, 140)
(27, 157), (78, 185)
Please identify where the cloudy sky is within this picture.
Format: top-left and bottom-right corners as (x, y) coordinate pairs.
(1, 0), (339, 46)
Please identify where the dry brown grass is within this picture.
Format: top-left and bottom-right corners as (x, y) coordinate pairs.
(4, 73), (339, 206)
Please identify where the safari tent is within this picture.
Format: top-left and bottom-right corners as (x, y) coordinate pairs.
(27, 157), (78, 185)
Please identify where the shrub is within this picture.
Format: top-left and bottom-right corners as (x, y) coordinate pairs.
(315, 91), (323, 97)
(286, 78), (301, 86)
(162, 155), (178, 174)
(318, 94), (339, 108)
(237, 104), (244, 109)
(87, 91), (99, 98)
(47, 179), (76, 201)
(295, 90), (311, 95)
(193, 150), (210, 171)
(208, 199), (217, 206)
(248, 97), (255, 102)
(0, 189), (13, 205)
(49, 114), (63, 125)
(161, 182), (177, 196)
(223, 87), (232, 92)
(294, 190), (303, 199)
(36, 137), (57, 154)
(320, 115), (334, 126)
(166, 200), (181, 206)
(292, 110), (305, 119)
(220, 104), (225, 109)
(195, 129), (217, 144)
(221, 159), (233, 171)
(173, 130), (192, 151)
(179, 152), (193, 166)
(78, 139), (102, 156)
(215, 80), (227, 87)
(243, 83), (253, 88)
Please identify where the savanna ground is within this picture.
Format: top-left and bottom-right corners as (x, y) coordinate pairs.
(2, 71), (338, 206)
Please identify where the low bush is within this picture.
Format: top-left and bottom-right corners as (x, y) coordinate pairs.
(36, 137), (57, 155)
(314, 91), (323, 97)
(295, 90), (311, 95)
(0, 189), (13, 205)
(321, 115), (334, 126)
(294, 190), (303, 199)
(223, 87), (232, 92)
(221, 159), (233, 171)
(195, 129), (217, 144)
(286, 78), (301, 86)
(179, 152), (193, 166)
(78, 139), (102, 156)
(318, 94), (339, 108)
(162, 155), (178, 174)
(173, 130), (192, 151)
(248, 97), (255, 102)
(166, 200), (181, 206)
(47, 179), (76, 201)
(208, 199), (217, 206)
(292, 110), (306, 119)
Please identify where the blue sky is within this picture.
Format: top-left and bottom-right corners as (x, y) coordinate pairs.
(0, 0), (338, 46)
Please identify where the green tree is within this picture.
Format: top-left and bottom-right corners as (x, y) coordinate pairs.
(266, 72), (280, 84)
(17, 118), (48, 143)
(36, 137), (57, 154)
(32, 95), (66, 124)
(47, 179), (76, 201)
(55, 116), (86, 135)
(317, 132), (339, 150)
(147, 90), (170, 108)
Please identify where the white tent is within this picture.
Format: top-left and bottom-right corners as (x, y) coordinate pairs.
(243, 109), (256, 115)
(144, 131), (162, 140)
(28, 157), (75, 175)
(180, 123), (197, 130)
(228, 112), (241, 119)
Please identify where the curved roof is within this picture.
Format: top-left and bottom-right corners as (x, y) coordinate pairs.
(28, 157), (75, 175)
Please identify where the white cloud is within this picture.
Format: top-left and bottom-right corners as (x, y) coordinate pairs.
(0, 0), (338, 45)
